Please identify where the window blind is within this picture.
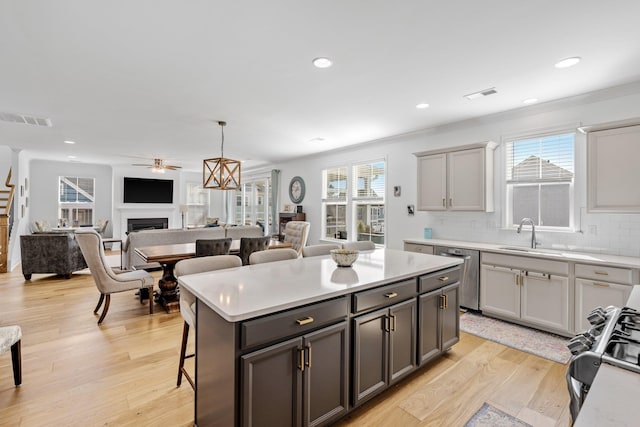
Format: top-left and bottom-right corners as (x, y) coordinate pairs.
(323, 167), (347, 200)
(505, 133), (575, 183)
(352, 161), (385, 199)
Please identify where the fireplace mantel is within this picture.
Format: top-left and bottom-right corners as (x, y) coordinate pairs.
(115, 205), (177, 238)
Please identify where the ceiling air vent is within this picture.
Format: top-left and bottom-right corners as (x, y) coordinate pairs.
(464, 87), (497, 100)
(0, 112), (53, 127)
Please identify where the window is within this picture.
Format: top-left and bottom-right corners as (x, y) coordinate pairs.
(505, 132), (575, 229)
(59, 176), (95, 226)
(232, 177), (271, 231)
(186, 183), (209, 227)
(321, 160), (386, 245)
(352, 161), (385, 245)
(322, 166), (347, 240)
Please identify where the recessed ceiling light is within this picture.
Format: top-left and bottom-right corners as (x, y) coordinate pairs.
(555, 57), (581, 68)
(522, 98), (538, 104)
(309, 137), (325, 143)
(64, 140), (75, 144)
(67, 155), (76, 159)
(312, 57), (333, 69)
(416, 103), (430, 109)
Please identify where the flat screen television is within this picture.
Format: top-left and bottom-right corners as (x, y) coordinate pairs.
(123, 177), (174, 204)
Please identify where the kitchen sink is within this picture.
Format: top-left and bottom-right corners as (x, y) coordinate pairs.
(498, 246), (532, 252)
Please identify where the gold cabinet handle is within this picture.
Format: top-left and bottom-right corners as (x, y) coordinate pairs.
(384, 292), (398, 299)
(439, 276), (449, 282)
(298, 348), (305, 372)
(390, 314), (396, 331)
(444, 294), (449, 309)
(440, 294), (446, 309)
(296, 316), (314, 326)
(594, 271), (609, 276)
(592, 281), (610, 287)
(305, 344), (312, 368)
(449, 198), (453, 207)
(442, 198), (446, 207)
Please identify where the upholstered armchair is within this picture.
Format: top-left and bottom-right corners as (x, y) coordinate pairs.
(302, 243), (341, 257)
(249, 248), (298, 264)
(0, 325), (22, 386)
(20, 233), (88, 280)
(283, 221), (310, 256)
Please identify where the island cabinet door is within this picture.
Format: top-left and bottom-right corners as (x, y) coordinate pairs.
(418, 290), (441, 364)
(441, 283), (460, 351)
(389, 298), (417, 384)
(242, 337), (303, 427)
(302, 322), (349, 427)
(352, 308), (388, 406)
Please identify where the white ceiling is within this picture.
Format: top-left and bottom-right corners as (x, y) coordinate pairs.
(2, 1), (640, 171)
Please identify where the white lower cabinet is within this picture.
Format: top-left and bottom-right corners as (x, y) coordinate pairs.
(481, 254), (570, 334)
(575, 279), (632, 332)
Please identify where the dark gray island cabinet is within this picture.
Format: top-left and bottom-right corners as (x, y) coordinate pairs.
(179, 249), (463, 427)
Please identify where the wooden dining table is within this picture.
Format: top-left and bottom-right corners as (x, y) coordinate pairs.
(135, 239), (293, 313)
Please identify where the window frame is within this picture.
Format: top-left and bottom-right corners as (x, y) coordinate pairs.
(58, 176), (96, 226)
(503, 130), (576, 232)
(321, 159), (386, 245)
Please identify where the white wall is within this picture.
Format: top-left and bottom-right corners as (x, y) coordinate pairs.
(272, 85), (640, 257)
(29, 159), (114, 232)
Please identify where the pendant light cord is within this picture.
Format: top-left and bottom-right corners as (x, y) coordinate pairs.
(218, 120), (226, 158)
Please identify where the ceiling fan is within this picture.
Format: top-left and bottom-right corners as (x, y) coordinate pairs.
(132, 158), (182, 173)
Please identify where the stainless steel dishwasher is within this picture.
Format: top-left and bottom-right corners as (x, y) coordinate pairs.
(434, 246), (480, 311)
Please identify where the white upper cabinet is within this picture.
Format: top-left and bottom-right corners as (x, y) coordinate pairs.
(415, 142), (496, 212)
(588, 124), (640, 212)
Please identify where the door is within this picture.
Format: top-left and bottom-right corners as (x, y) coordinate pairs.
(448, 147), (485, 210)
(242, 337), (303, 427)
(417, 154), (447, 211)
(480, 264), (520, 319)
(389, 299), (417, 384)
(575, 278), (632, 332)
(521, 272), (569, 332)
(441, 283), (460, 350)
(303, 322), (349, 427)
(418, 290), (441, 364)
(352, 308), (388, 406)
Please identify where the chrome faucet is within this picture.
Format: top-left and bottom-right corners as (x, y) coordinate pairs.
(517, 218), (537, 249)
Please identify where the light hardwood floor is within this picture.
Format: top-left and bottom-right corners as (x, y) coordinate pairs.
(0, 253), (570, 426)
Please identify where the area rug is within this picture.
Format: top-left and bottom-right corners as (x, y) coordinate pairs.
(465, 403), (532, 427)
(460, 312), (571, 364)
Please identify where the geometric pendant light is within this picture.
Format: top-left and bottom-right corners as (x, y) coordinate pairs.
(203, 120), (241, 190)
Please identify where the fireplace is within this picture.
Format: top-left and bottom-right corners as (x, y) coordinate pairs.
(127, 218), (169, 233)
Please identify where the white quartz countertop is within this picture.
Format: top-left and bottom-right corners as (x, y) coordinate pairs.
(574, 285), (640, 426)
(178, 248), (462, 322)
(404, 238), (640, 269)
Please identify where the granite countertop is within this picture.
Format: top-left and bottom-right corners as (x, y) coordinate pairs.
(178, 248), (462, 322)
(404, 238), (640, 269)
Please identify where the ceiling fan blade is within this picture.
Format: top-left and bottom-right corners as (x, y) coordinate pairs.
(165, 165), (182, 170)
(132, 163), (152, 167)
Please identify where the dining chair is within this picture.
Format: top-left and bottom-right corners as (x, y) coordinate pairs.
(0, 325), (22, 386)
(249, 248), (299, 264)
(238, 236), (271, 265)
(75, 229), (154, 324)
(342, 241), (376, 251)
(302, 243), (341, 257)
(174, 255), (242, 389)
(195, 237), (232, 257)
(96, 219), (109, 236)
(283, 221), (310, 256)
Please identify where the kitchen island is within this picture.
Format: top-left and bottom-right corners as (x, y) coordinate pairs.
(178, 248), (463, 426)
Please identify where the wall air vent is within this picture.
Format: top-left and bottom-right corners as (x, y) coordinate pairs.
(0, 112), (53, 127)
(464, 87), (497, 100)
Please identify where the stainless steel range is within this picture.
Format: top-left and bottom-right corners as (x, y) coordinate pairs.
(566, 305), (640, 421)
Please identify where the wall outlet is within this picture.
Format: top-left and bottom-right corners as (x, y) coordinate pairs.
(394, 186), (401, 197)
(588, 225), (597, 235)
(407, 204), (414, 215)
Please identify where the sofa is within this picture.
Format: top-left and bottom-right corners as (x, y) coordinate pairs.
(20, 233), (88, 280)
(122, 225), (264, 269)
